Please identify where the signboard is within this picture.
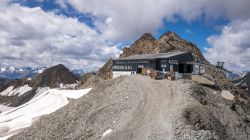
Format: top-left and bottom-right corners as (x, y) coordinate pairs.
(169, 60), (178, 64)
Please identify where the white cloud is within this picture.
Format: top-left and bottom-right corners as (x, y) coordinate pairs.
(1, 0), (250, 71)
(0, 1), (121, 71)
(204, 19), (250, 70)
(58, 0), (250, 71)
(59, 0), (250, 41)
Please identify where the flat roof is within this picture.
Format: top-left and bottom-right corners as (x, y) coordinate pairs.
(115, 51), (188, 60)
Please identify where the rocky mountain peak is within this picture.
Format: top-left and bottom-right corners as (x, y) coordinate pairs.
(31, 64), (79, 88)
(139, 33), (156, 41)
(119, 33), (156, 58)
(119, 31), (207, 62)
(159, 31), (181, 42)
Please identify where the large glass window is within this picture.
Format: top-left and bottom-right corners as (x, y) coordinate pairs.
(113, 65), (132, 70)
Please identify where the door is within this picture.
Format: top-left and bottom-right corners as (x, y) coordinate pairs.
(178, 64), (185, 73)
(155, 59), (161, 71)
(170, 64), (174, 72)
(137, 68), (142, 73)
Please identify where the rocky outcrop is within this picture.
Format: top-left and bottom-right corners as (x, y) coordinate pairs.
(246, 73), (250, 95)
(120, 31), (207, 62)
(119, 33), (157, 58)
(96, 59), (113, 80)
(31, 64), (79, 88)
(157, 32), (207, 62)
(76, 59), (113, 89)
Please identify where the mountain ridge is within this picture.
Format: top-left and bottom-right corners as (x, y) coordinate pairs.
(0, 66), (84, 80)
(0, 64), (79, 107)
(120, 31), (207, 62)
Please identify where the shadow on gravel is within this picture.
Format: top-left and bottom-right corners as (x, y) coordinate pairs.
(183, 106), (229, 139)
(200, 84), (222, 91)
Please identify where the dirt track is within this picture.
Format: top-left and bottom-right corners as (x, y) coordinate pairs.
(9, 75), (198, 140)
(104, 76), (197, 140)
(10, 75), (250, 140)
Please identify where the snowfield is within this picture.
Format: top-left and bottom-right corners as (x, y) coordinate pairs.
(0, 87), (92, 139)
(0, 85), (32, 96)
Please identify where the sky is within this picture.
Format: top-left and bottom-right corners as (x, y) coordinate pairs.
(0, 0), (250, 71)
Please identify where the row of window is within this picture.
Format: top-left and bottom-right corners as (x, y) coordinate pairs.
(113, 65), (132, 70)
(115, 60), (149, 64)
(160, 59), (168, 63)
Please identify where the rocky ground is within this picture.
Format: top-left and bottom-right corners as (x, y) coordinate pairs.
(246, 73), (250, 94)
(9, 75), (250, 140)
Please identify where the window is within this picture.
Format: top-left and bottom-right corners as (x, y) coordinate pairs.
(113, 65), (132, 70)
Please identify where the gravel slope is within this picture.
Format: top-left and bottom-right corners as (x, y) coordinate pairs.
(9, 75), (250, 140)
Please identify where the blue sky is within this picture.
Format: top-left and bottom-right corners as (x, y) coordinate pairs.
(0, 0), (250, 71)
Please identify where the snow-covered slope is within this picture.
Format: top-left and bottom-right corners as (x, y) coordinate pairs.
(0, 88), (92, 139)
(0, 85), (32, 96)
(226, 71), (248, 79)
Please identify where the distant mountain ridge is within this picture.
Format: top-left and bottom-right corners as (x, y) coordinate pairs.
(0, 66), (84, 80)
(226, 71), (248, 79)
(0, 67), (46, 79)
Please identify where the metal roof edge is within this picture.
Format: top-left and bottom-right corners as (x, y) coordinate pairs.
(114, 51), (189, 61)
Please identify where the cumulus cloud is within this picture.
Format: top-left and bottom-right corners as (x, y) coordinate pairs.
(57, 0), (250, 70)
(1, 0), (250, 71)
(204, 20), (250, 70)
(0, 1), (120, 71)
(59, 0), (250, 41)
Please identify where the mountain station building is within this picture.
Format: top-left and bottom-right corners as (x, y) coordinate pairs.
(112, 51), (205, 78)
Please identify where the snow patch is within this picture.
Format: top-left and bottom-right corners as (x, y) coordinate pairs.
(0, 87), (92, 139)
(0, 85), (32, 96)
(0, 133), (16, 140)
(52, 88), (92, 99)
(102, 129), (112, 137)
(0, 105), (14, 113)
(16, 85), (32, 96)
(32, 87), (50, 99)
(0, 86), (14, 96)
(0, 68), (6, 72)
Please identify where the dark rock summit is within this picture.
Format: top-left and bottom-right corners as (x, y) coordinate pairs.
(0, 64), (79, 107)
(31, 64), (79, 88)
(1, 64), (79, 90)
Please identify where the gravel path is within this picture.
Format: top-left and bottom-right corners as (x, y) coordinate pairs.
(104, 75), (197, 140)
(9, 75), (250, 140)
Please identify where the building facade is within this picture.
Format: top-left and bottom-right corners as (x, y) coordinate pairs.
(112, 51), (201, 78)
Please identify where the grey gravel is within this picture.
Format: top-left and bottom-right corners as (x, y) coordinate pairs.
(9, 75), (250, 140)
